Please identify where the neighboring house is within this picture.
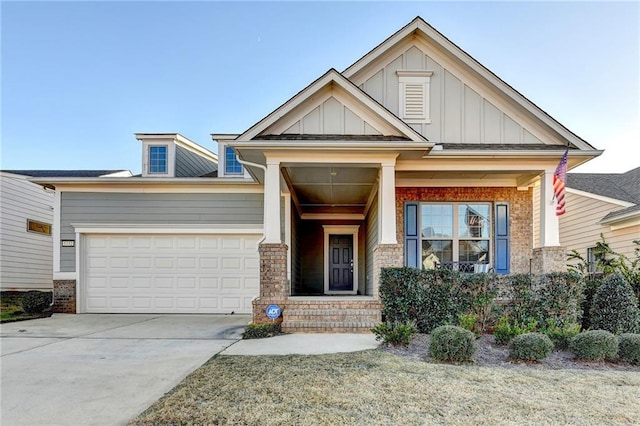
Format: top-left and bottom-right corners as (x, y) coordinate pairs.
(561, 167), (640, 269)
(36, 17), (602, 332)
(0, 170), (131, 292)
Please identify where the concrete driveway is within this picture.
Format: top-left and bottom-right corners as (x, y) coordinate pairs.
(1, 313), (249, 426)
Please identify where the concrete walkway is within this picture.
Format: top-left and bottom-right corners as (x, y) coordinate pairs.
(221, 332), (379, 355)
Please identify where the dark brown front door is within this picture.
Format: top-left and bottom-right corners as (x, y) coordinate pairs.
(329, 235), (353, 292)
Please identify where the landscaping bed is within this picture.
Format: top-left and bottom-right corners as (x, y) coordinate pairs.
(0, 291), (52, 323)
(381, 333), (640, 371)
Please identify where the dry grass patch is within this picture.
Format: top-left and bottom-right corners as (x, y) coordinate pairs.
(131, 351), (640, 425)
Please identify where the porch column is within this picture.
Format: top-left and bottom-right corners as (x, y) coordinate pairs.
(264, 159), (281, 244)
(534, 170), (566, 273)
(379, 163), (397, 244)
(539, 170), (560, 247)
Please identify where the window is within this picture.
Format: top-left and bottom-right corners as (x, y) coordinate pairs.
(587, 247), (596, 274)
(148, 145), (168, 174)
(420, 203), (491, 270)
(397, 70), (433, 123)
(27, 219), (51, 235)
(224, 145), (243, 175)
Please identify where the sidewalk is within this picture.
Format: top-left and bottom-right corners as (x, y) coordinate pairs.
(220, 333), (379, 355)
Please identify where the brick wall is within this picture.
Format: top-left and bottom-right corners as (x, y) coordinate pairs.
(253, 243), (288, 323)
(52, 280), (76, 313)
(372, 244), (403, 297)
(396, 187), (533, 274)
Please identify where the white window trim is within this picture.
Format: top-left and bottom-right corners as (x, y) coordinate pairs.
(218, 142), (250, 178)
(419, 202), (492, 267)
(323, 225), (359, 295)
(142, 142), (175, 177)
(397, 70), (433, 124)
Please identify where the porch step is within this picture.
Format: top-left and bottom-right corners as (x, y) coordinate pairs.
(282, 307), (381, 333)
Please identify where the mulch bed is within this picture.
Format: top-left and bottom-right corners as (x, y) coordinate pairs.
(380, 333), (640, 371)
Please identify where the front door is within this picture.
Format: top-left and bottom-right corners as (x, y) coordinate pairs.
(328, 234), (354, 293)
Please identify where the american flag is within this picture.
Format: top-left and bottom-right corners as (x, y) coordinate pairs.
(553, 149), (568, 216)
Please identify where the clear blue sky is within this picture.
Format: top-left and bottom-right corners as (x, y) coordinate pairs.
(2, 1), (638, 174)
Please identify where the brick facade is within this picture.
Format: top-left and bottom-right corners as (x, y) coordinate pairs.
(531, 246), (567, 273)
(396, 187), (534, 274)
(372, 243), (403, 297)
(52, 280), (76, 313)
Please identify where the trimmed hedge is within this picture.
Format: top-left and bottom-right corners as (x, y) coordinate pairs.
(618, 333), (640, 365)
(590, 274), (640, 335)
(509, 333), (554, 361)
(429, 325), (477, 362)
(21, 291), (52, 314)
(569, 330), (618, 361)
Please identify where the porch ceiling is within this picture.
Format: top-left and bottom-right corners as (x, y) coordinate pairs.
(284, 166), (378, 215)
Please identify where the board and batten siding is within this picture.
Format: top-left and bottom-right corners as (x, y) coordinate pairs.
(174, 145), (217, 177)
(0, 173), (53, 290)
(358, 45), (545, 144)
(365, 192), (379, 296)
(560, 191), (640, 263)
(59, 192), (263, 272)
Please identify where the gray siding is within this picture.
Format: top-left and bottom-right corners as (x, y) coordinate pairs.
(174, 146), (217, 177)
(365, 193), (379, 296)
(60, 192), (263, 272)
(0, 173), (53, 290)
(359, 45), (545, 145)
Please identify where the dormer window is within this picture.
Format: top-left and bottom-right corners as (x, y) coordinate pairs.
(224, 145), (243, 175)
(148, 145), (168, 174)
(397, 70), (433, 124)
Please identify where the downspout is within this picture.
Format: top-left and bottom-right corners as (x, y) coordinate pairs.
(43, 185), (57, 310)
(235, 157), (268, 245)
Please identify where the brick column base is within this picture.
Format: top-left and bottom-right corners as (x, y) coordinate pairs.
(372, 243), (403, 297)
(531, 246), (567, 273)
(252, 243), (288, 324)
(53, 280), (76, 313)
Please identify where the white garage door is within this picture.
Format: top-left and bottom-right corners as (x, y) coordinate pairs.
(83, 234), (260, 314)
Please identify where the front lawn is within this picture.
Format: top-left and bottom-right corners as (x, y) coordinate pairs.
(131, 350), (640, 425)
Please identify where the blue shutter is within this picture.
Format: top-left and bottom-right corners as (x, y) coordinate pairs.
(405, 203), (419, 268)
(494, 203), (510, 274)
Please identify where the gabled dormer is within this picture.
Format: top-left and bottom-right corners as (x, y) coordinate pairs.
(211, 134), (251, 179)
(136, 133), (218, 178)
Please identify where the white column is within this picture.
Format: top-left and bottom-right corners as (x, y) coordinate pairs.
(379, 163), (397, 244)
(539, 171), (560, 246)
(264, 160), (282, 243)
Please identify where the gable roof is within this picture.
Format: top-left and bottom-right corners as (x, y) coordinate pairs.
(234, 69), (428, 143)
(1, 170), (131, 178)
(343, 16), (598, 152)
(568, 167), (640, 223)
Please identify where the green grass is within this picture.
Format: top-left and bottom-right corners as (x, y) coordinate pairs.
(131, 350), (640, 425)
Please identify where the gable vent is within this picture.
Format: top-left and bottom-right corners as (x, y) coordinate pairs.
(398, 70), (433, 124)
(404, 83), (425, 119)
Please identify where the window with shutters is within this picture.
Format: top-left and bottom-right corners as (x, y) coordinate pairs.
(397, 70), (433, 123)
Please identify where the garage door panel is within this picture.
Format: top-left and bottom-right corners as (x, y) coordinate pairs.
(84, 234), (260, 313)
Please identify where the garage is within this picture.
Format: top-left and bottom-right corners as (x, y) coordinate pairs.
(81, 234), (260, 314)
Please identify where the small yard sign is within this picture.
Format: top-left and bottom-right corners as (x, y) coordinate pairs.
(266, 304), (281, 320)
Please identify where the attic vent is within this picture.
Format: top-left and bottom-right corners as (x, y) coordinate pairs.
(398, 70), (433, 123)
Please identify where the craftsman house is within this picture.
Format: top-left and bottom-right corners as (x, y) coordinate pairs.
(38, 17), (601, 332)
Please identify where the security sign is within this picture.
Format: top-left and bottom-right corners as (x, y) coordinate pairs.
(266, 304), (281, 319)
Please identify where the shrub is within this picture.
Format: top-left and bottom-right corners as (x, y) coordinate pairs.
(371, 322), (417, 347)
(429, 325), (477, 362)
(379, 267), (459, 333)
(569, 330), (618, 361)
(536, 272), (584, 327)
(21, 291), (52, 314)
(590, 274), (640, 334)
(618, 333), (640, 365)
(458, 313), (480, 337)
(493, 315), (538, 345)
(542, 320), (581, 350)
(241, 322), (281, 339)
(509, 333), (554, 361)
